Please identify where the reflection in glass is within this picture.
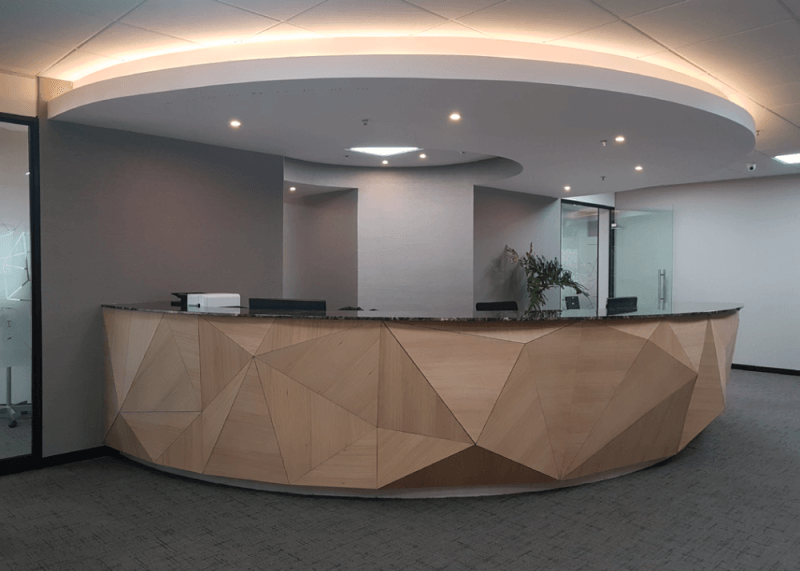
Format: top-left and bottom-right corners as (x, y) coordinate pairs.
(0, 121), (32, 459)
(561, 203), (599, 312)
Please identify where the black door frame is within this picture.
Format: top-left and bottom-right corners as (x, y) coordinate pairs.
(0, 111), (42, 474)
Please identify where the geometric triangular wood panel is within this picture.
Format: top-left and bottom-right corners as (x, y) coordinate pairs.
(606, 319), (660, 340)
(103, 308), (130, 408)
(121, 318), (200, 412)
(254, 318), (361, 355)
(121, 411), (199, 463)
(679, 321), (725, 450)
(386, 322), (522, 442)
(383, 445), (557, 489)
(122, 312), (162, 405)
(204, 317), (274, 356)
(257, 361), (374, 483)
(376, 428), (472, 488)
(649, 322), (694, 371)
(201, 361), (249, 468)
(378, 325), (472, 444)
(295, 429), (378, 489)
(164, 315), (201, 397)
(477, 344), (558, 478)
(564, 340), (697, 476)
(566, 378), (696, 479)
(204, 361), (287, 484)
(711, 312), (739, 393)
(418, 320), (569, 344)
(157, 414), (205, 473)
(257, 323), (381, 425)
(103, 330), (119, 439)
(669, 318), (708, 372)
(199, 317), (252, 409)
(105, 414), (149, 460)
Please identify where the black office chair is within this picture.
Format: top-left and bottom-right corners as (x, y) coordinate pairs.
(249, 298), (326, 311)
(476, 301), (518, 311)
(606, 296), (638, 315)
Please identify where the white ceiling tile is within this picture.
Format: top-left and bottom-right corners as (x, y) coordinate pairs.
(0, 34), (72, 76)
(404, 0), (506, 20)
(678, 20), (800, 72)
(78, 23), (199, 61)
(743, 81), (800, 108)
(549, 20), (664, 58)
(0, 0), (111, 48)
(780, 0), (800, 17)
(121, 0), (278, 45)
(415, 21), (490, 37)
(287, 0), (446, 36)
(457, 0), (618, 42)
(39, 50), (122, 81)
(591, 0), (686, 18)
(638, 50), (708, 78)
(627, 0), (789, 48)
(249, 22), (321, 41)
(40, 0), (147, 21)
(216, 0), (328, 22)
(771, 101), (800, 127)
(720, 53), (800, 89)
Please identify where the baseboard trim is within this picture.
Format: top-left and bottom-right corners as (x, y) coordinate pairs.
(732, 363), (800, 377)
(39, 446), (117, 469)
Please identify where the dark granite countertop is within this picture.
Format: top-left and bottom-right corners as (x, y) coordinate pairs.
(102, 301), (743, 322)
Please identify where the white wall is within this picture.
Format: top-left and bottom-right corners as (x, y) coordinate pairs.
(284, 189), (358, 310)
(615, 175), (800, 370)
(286, 158), (520, 312)
(474, 186), (560, 311)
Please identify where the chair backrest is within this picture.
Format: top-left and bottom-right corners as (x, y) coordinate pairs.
(475, 301), (518, 311)
(606, 297), (637, 315)
(249, 298), (326, 311)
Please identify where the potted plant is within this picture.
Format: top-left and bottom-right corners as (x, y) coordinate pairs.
(505, 243), (588, 314)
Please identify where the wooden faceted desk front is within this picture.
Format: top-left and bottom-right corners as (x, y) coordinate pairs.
(102, 306), (739, 496)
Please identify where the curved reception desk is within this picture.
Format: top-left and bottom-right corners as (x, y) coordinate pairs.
(102, 302), (740, 497)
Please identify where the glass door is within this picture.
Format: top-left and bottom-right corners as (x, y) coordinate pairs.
(0, 117), (35, 464)
(561, 202), (599, 312)
(612, 209), (674, 311)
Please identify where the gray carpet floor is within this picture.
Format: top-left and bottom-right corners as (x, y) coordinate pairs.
(0, 369), (798, 571)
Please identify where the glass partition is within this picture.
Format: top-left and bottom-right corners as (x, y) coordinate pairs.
(0, 119), (33, 461)
(612, 208), (674, 311)
(561, 202), (599, 311)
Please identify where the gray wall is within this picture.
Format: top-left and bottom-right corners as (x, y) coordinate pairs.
(473, 186), (561, 312)
(615, 175), (800, 371)
(39, 119), (284, 457)
(284, 189), (358, 310)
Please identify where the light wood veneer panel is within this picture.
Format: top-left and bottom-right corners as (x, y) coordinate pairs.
(679, 321), (725, 450)
(122, 319), (200, 412)
(122, 411), (199, 463)
(650, 322), (694, 370)
(258, 323), (380, 425)
(376, 428), (471, 488)
(164, 315), (201, 395)
(669, 318), (708, 372)
(106, 414), (149, 461)
(606, 319), (660, 340)
(201, 362), (249, 467)
(205, 317), (274, 356)
(384, 445), (556, 489)
(103, 327), (119, 439)
(711, 313), (739, 393)
(477, 344), (558, 478)
(103, 308), (130, 406)
(295, 430), (378, 489)
(258, 361), (373, 483)
(387, 322), (522, 441)
(124, 312), (162, 402)
(255, 318), (361, 355)
(567, 379), (695, 479)
(199, 317), (252, 409)
(566, 341), (697, 475)
(420, 321), (568, 344)
(158, 414), (205, 473)
(205, 361), (287, 484)
(378, 325), (472, 443)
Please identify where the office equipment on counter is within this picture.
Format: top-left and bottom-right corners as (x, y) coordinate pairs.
(187, 293), (240, 308)
(249, 298), (326, 311)
(476, 301), (518, 311)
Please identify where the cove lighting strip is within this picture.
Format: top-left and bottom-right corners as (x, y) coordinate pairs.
(348, 147), (421, 157)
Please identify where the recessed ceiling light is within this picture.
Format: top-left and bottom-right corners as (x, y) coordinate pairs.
(349, 147), (420, 157)
(229, 120), (241, 128)
(774, 153), (800, 164)
(382, 160), (389, 165)
(635, 165), (643, 171)
(419, 153), (427, 159)
(564, 186), (571, 191)
(289, 187), (296, 192)
(615, 135), (626, 142)
(449, 112), (461, 121)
